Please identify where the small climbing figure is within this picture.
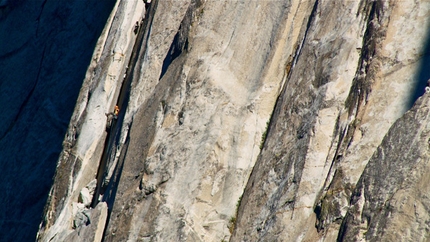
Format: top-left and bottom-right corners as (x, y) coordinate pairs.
(133, 21), (139, 35)
(144, 0), (151, 9)
(105, 105), (120, 130)
(114, 105), (120, 116)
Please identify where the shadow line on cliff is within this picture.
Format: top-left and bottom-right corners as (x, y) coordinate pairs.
(0, 0), (116, 240)
(407, 20), (430, 109)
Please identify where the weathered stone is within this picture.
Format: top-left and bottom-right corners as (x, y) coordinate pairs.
(86, 179), (97, 196)
(338, 93), (430, 241)
(78, 179), (98, 207)
(103, 0), (313, 241)
(79, 187), (91, 207)
(232, 0), (430, 241)
(37, 1), (146, 241)
(73, 208), (90, 229)
(65, 202), (108, 242)
(37, 0), (430, 241)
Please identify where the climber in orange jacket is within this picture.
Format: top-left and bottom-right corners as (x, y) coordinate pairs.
(105, 105), (120, 130)
(114, 105), (120, 116)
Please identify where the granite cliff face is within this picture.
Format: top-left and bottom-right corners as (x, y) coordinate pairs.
(31, 0), (430, 241)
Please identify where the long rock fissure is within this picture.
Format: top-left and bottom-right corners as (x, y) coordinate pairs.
(91, 1), (155, 210)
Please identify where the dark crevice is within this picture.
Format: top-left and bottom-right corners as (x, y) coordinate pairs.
(235, 2), (323, 236)
(273, 0), (318, 108)
(269, 0), (319, 142)
(39, 0), (49, 21)
(36, 0), (48, 37)
(314, 0), (383, 233)
(345, 0), (381, 116)
(159, 32), (184, 80)
(0, 45), (46, 140)
(100, 136), (130, 242)
(159, 0), (198, 80)
(127, 0), (158, 84)
(293, 0), (319, 66)
(87, 1), (158, 240)
(333, 2), (385, 239)
(340, 0), (382, 152)
(90, 0), (152, 209)
(0, 37), (32, 59)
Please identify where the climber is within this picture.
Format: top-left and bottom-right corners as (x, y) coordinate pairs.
(144, 0), (151, 9)
(114, 105), (120, 116)
(105, 105), (120, 130)
(133, 21), (139, 35)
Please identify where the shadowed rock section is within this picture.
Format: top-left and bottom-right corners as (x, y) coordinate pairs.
(0, 0), (115, 241)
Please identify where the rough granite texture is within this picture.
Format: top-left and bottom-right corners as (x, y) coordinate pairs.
(36, 0), (430, 241)
(338, 92), (430, 241)
(36, 1), (146, 241)
(234, 0), (430, 241)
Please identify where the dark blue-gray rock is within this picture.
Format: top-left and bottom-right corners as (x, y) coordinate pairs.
(0, 0), (115, 241)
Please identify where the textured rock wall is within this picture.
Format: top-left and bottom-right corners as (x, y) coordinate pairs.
(37, 1), (146, 241)
(104, 0), (313, 241)
(37, 0), (430, 241)
(234, 0), (430, 241)
(339, 92), (430, 242)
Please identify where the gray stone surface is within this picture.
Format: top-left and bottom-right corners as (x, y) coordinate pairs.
(339, 93), (430, 241)
(79, 187), (92, 207)
(233, 0), (430, 241)
(37, 1), (147, 241)
(36, 0), (430, 241)
(65, 202), (108, 242)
